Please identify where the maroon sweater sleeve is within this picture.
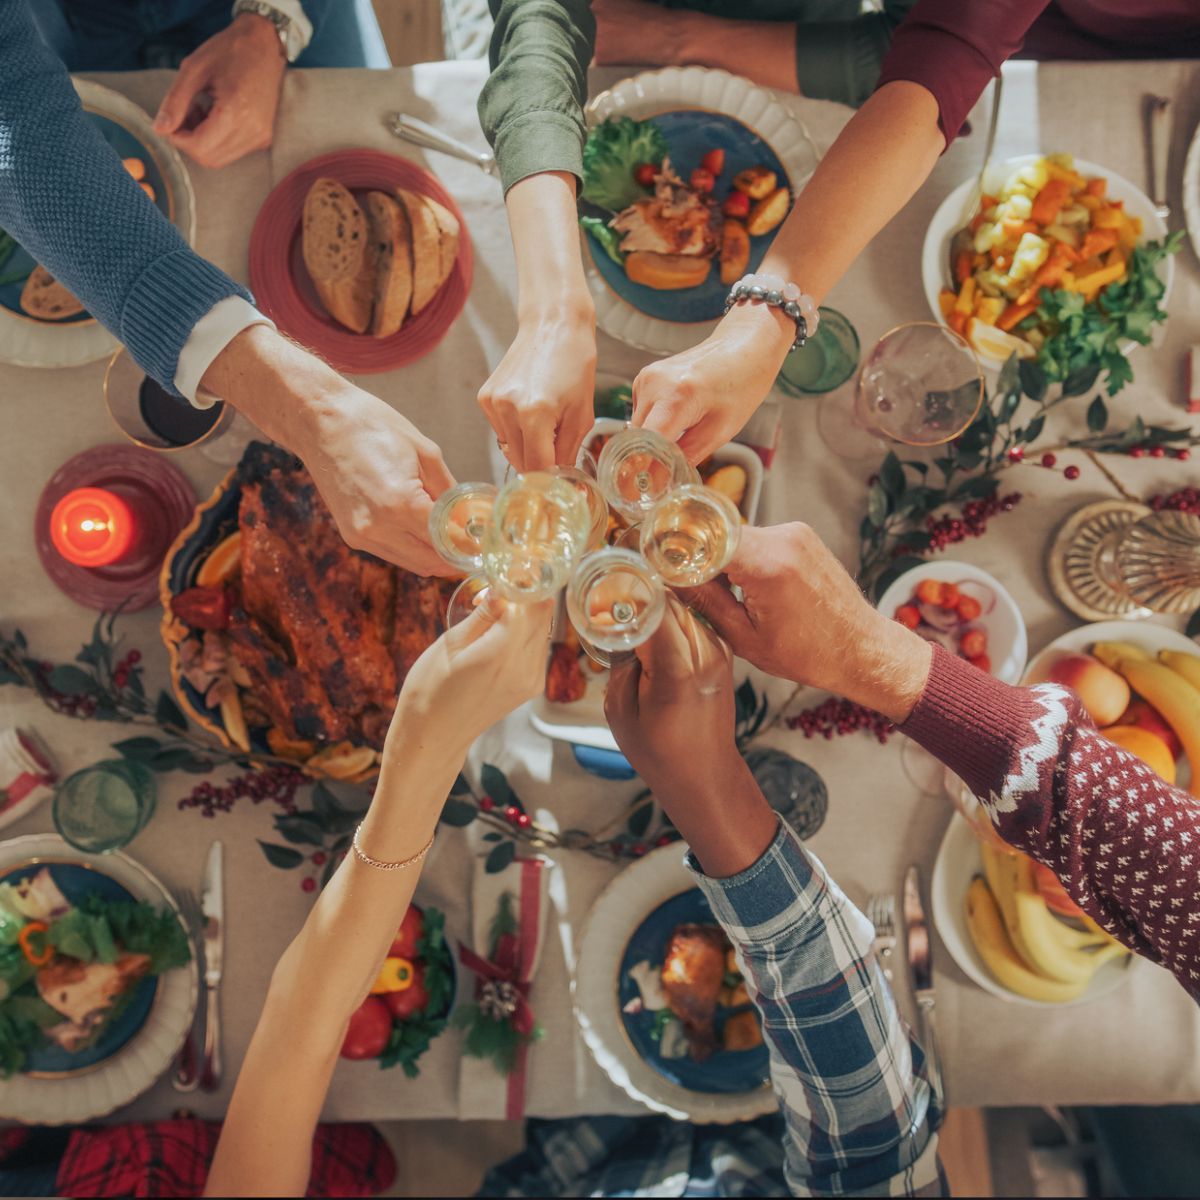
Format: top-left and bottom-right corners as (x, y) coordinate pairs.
(902, 646), (1200, 999)
(874, 0), (1050, 144)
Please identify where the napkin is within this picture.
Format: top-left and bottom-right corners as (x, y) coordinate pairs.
(457, 853), (554, 1119)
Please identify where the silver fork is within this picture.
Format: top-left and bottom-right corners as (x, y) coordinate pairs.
(171, 887), (204, 1093)
(866, 892), (897, 985)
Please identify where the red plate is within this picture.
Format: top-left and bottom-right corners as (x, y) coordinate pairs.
(248, 149), (473, 373)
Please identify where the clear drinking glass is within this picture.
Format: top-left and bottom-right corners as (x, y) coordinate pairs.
(639, 483), (741, 587)
(565, 547), (667, 668)
(555, 466), (610, 552)
(774, 307), (860, 396)
(428, 482), (499, 573)
(596, 427), (693, 524)
(446, 573), (490, 627)
(53, 759), (157, 853)
(482, 471), (591, 601)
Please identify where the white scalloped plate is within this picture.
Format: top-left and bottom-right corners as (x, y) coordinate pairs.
(574, 843), (777, 1123)
(0, 78), (197, 371)
(583, 67), (819, 356)
(1184, 120), (1200, 265)
(0, 835), (198, 1124)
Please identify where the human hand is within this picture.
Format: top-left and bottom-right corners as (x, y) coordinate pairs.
(478, 310), (597, 471)
(593, 0), (692, 65)
(686, 523), (932, 722)
(631, 302), (793, 464)
(395, 591), (555, 752)
(154, 13), (286, 169)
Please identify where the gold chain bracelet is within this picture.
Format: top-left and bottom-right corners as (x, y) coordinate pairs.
(351, 825), (435, 871)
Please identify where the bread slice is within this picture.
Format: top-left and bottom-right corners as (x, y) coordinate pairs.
(20, 265), (85, 321)
(364, 191), (413, 339)
(396, 188), (446, 318)
(422, 195), (460, 292)
(302, 177), (373, 334)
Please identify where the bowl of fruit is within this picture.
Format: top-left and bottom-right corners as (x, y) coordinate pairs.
(876, 560), (1028, 685)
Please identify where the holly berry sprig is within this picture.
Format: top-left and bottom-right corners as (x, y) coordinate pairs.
(859, 355), (1200, 596)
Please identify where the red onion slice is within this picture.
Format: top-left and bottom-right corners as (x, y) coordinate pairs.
(917, 599), (962, 631)
(954, 579), (997, 615)
(917, 627), (958, 653)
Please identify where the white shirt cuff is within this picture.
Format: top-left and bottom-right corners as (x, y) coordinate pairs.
(234, 1), (314, 59)
(174, 296), (276, 408)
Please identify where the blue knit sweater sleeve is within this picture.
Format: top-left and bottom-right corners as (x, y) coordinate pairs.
(0, 0), (251, 393)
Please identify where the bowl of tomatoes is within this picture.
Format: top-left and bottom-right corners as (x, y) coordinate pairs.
(339, 902), (456, 1076)
(876, 560), (1028, 685)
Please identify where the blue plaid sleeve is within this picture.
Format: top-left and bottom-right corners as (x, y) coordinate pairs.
(687, 819), (945, 1197)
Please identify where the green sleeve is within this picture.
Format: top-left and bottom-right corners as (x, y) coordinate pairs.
(793, 1), (917, 108)
(478, 0), (596, 194)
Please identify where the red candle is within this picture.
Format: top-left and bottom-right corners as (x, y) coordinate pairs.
(49, 487), (136, 568)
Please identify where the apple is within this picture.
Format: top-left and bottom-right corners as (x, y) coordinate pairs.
(1029, 652), (1130, 726)
(340, 996), (393, 1060)
(389, 904), (424, 960)
(1116, 697), (1183, 760)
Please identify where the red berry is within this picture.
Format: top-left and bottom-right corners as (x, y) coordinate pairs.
(867, 474), (880, 486)
(114, 669), (128, 687)
(701, 148), (725, 176)
(721, 191), (750, 219)
(894, 604), (921, 630)
(1040, 453), (1057, 468)
(312, 851), (327, 865)
(631, 843), (647, 857)
(955, 595), (983, 621)
(1129, 446), (1145, 458)
(1007, 446), (1024, 463)
(1150, 446), (1166, 458)
(516, 812), (531, 829)
(960, 629), (988, 658)
(127, 649), (141, 664)
(689, 167), (715, 193)
(505, 805), (520, 823)
(634, 162), (657, 187)
(479, 796), (494, 812)
(656, 835), (674, 847)
(301, 877), (316, 893)
(1176, 448), (1191, 461)
(1064, 465), (1080, 480)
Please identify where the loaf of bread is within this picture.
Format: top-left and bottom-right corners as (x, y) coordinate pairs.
(302, 177), (373, 334)
(364, 191), (413, 339)
(20, 265), (85, 321)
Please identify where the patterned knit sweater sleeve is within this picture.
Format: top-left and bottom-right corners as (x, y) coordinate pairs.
(901, 645), (1200, 1000)
(0, 0), (250, 393)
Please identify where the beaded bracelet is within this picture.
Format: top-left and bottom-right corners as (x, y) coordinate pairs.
(723, 273), (819, 351)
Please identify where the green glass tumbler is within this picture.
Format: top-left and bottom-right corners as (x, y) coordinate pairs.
(53, 759), (157, 853)
(775, 307), (860, 396)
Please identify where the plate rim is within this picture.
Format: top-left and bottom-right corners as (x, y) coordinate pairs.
(1181, 118), (1200, 266)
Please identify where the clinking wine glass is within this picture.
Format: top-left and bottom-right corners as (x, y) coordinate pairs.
(639, 483), (741, 587)
(445, 572), (490, 627)
(428, 482), (498, 573)
(596, 427), (694, 524)
(482, 471), (591, 601)
(565, 547), (667, 668)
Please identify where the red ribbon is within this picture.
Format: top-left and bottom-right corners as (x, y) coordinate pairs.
(456, 938), (535, 1036)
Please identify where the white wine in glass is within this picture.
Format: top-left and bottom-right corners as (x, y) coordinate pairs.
(596, 427), (693, 523)
(566, 547), (666, 667)
(428, 482), (498, 572)
(482, 471), (591, 601)
(555, 466), (610, 552)
(640, 483), (741, 587)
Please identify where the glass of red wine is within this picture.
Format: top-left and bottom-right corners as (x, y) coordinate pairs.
(104, 347), (232, 453)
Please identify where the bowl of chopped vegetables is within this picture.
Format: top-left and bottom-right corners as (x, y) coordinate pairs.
(922, 154), (1177, 394)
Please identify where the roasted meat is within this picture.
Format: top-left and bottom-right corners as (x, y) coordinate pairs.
(660, 923), (728, 1062)
(224, 444), (455, 749)
(37, 952), (150, 1052)
(610, 160), (720, 258)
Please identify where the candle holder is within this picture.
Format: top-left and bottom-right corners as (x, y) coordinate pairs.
(35, 444), (195, 612)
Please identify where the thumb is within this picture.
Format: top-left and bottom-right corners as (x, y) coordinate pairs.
(155, 61), (205, 134)
(682, 579), (754, 650)
(631, 372), (691, 443)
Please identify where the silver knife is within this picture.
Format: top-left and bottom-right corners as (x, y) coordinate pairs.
(1149, 96), (1172, 220)
(199, 840), (224, 1092)
(383, 112), (498, 178)
(903, 864), (944, 1104)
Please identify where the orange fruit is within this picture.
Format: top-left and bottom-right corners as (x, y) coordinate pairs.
(196, 531), (242, 587)
(1099, 724), (1176, 784)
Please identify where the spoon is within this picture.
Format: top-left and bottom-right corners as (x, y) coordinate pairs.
(948, 75), (1005, 286)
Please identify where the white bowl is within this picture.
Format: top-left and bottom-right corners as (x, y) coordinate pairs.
(922, 155), (1173, 370)
(875, 559), (1028, 685)
(931, 815), (1138, 1007)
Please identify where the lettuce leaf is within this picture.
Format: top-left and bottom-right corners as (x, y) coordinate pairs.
(579, 216), (625, 265)
(50, 896), (190, 976)
(581, 116), (667, 213)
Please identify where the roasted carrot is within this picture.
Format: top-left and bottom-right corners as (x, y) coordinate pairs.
(954, 250), (973, 285)
(948, 310), (968, 336)
(997, 299), (1040, 332)
(1084, 177), (1106, 199)
(1030, 178), (1071, 226)
(1079, 227), (1119, 260)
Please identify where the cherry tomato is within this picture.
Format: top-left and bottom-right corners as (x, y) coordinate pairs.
(689, 168), (715, 193)
(960, 629), (988, 658)
(914, 579), (946, 607)
(722, 191), (751, 219)
(955, 594), (983, 621)
(634, 163), (657, 187)
(701, 148), (725, 176)
(385, 965), (430, 1021)
(339, 996), (392, 1060)
(894, 604), (921, 631)
(939, 583), (960, 607)
(170, 585), (232, 631)
(389, 904), (424, 959)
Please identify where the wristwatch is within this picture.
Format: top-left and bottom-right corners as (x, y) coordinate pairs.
(231, 0), (304, 62)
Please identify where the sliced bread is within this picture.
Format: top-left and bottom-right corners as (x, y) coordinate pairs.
(421, 194), (461, 292)
(302, 177), (373, 334)
(20, 265), (85, 321)
(396, 188), (445, 318)
(363, 191), (413, 339)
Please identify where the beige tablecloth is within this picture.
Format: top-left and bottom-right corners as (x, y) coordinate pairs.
(1, 59), (1199, 1125)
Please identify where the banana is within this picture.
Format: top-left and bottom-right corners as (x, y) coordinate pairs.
(1091, 640), (1152, 670)
(981, 843), (1039, 967)
(1107, 654), (1200, 797)
(964, 878), (1089, 1004)
(1044, 911), (1113, 952)
(1159, 649), (1200, 693)
(1010, 856), (1108, 984)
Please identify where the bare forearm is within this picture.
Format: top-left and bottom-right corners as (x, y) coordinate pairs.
(678, 14), (798, 94)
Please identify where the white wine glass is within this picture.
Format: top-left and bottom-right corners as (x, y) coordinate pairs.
(482, 471), (591, 601)
(596, 427), (693, 524)
(565, 547), (667, 668)
(446, 573), (490, 627)
(639, 483), (741, 587)
(428, 482), (498, 573)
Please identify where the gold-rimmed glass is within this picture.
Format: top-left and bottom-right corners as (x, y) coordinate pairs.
(565, 547), (667, 668)
(639, 483), (741, 587)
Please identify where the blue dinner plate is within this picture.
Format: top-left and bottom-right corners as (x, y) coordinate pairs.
(2, 861), (159, 1076)
(618, 889), (768, 1095)
(584, 110), (790, 325)
(0, 112), (171, 326)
